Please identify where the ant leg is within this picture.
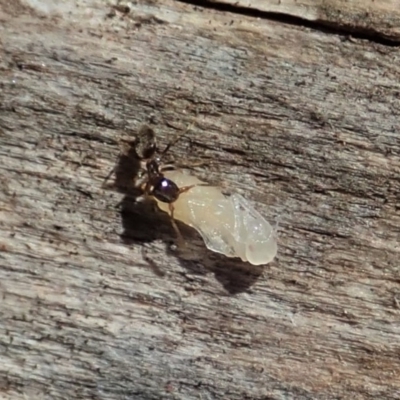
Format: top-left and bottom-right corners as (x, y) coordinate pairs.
(158, 160), (209, 173)
(168, 203), (186, 248)
(159, 160), (217, 175)
(141, 245), (165, 277)
(178, 183), (211, 195)
(160, 121), (195, 156)
(159, 163), (177, 173)
(175, 160), (216, 170)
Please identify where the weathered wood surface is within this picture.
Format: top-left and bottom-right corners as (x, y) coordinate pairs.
(212, 0), (400, 41)
(1, 0), (400, 399)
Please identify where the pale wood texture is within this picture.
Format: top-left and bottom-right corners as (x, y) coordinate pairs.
(213, 0), (400, 41)
(0, 0), (400, 399)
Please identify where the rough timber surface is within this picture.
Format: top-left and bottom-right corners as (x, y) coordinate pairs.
(212, 0), (400, 41)
(0, 0), (400, 399)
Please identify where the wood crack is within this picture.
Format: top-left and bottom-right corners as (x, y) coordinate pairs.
(178, 0), (400, 46)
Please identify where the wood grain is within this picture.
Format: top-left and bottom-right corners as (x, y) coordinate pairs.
(0, 0), (399, 399)
(210, 0), (400, 41)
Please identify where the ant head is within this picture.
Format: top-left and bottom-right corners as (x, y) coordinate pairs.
(151, 176), (180, 203)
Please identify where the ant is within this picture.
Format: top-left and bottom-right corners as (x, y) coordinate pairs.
(132, 124), (202, 246)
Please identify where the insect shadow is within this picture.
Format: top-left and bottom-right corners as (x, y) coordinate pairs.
(105, 134), (173, 244)
(107, 126), (264, 294)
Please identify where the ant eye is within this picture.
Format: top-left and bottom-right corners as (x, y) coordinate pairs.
(152, 178), (179, 203)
